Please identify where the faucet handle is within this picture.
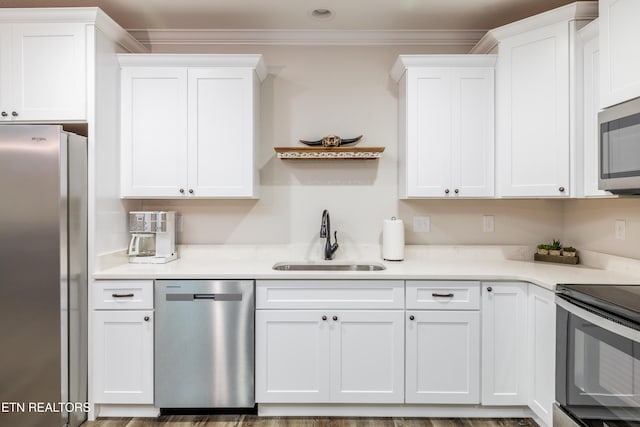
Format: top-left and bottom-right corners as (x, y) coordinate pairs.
(334, 230), (338, 242)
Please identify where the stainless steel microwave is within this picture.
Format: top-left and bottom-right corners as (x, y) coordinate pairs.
(599, 96), (640, 194)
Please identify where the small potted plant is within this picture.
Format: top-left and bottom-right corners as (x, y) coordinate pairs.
(562, 246), (577, 257)
(537, 244), (549, 255)
(549, 239), (562, 256)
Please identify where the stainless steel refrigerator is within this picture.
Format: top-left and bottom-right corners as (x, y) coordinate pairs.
(0, 125), (88, 427)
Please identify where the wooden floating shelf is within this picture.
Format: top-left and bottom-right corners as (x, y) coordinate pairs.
(274, 146), (385, 160)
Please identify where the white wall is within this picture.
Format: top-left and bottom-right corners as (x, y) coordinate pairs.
(134, 43), (569, 248)
(563, 198), (640, 260)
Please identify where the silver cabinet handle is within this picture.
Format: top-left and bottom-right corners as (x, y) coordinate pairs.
(112, 293), (134, 298)
(11, 111), (18, 117)
(409, 315), (415, 321)
(444, 188), (450, 194)
(559, 186), (565, 192)
(454, 189), (459, 194)
(332, 315), (338, 321)
(322, 315), (327, 321)
(487, 286), (493, 292)
(144, 316), (150, 322)
(188, 189), (194, 194)
(1, 112), (6, 117)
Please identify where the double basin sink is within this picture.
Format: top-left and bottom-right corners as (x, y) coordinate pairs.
(272, 261), (386, 271)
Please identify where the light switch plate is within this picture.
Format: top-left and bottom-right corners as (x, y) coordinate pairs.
(615, 219), (626, 240)
(413, 216), (430, 233)
(483, 215), (495, 233)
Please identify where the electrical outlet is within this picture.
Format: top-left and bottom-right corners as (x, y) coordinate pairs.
(413, 216), (430, 233)
(615, 219), (626, 240)
(483, 215), (495, 233)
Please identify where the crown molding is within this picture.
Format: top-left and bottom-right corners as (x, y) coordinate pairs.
(390, 54), (497, 82)
(127, 29), (487, 47)
(470, 1), (598, 53)
(117, 53), (267, 81)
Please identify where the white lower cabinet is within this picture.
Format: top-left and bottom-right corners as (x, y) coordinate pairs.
(528, 285), (556, 427)
(92, 280), (154, 405)
(255, 309), (404, 404)
(405, 310), (480, 404)
(255, 280), (405, 404)
(481, 282), (528, 405)
(255, 310), (331, 403)
(255, 279), (555, 419)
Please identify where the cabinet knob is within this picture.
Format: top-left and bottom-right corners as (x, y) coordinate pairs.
(487, 286), (493, 292)
(1, 111), (7, 117)
(409, 315), (415, 321)
(189, 189), (194, 194)
(144, 316), (150, 322)
(444, 188), (450, 194)
(559, 186), (565, 193)
(11, 111), (18, 117)
(454, 189), (459, 194)
(179, 188), (185, 194)
(322, 315), (327, 321)
(332, 315), (338, 321)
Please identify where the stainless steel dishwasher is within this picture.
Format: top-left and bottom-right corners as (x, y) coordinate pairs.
(155, 280), (255, 409)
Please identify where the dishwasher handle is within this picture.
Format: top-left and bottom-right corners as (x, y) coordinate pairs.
(166, 293), (242, 302)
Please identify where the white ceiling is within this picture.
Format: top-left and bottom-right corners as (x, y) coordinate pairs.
(0, 0), (583, 31)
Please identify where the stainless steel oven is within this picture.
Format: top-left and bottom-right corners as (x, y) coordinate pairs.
(555, 284), (640, 427)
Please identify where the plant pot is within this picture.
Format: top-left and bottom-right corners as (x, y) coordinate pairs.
(537, 248), (549, 255)
(562, 251), (576, 257)
(549, 249), (561, 256)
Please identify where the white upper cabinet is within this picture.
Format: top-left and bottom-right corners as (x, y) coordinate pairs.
(0, 22), (86, 121)
(472, 2), (597, 198)
(119, 54), (266, 199)
(391, 55), (496, 198)
(599, 0), (640, 109)
(578, 20), (612, 197)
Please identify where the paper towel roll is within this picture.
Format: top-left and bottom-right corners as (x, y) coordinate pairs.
(383, 217), (405, 261)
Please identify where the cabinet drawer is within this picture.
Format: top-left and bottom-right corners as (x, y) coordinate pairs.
(93, 280), (154, 310)
(256, 280), (404, 309)
(406, 281), (480, 310)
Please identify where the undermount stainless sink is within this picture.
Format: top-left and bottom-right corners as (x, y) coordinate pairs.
(272, 261), (386, 271)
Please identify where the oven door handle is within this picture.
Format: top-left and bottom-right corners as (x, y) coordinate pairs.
(556, 296), (640, 343)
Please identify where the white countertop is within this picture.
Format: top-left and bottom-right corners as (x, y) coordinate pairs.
(93, 244), (640, 291)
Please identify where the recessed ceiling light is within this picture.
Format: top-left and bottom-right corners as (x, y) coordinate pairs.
(310, 8), (335, 21)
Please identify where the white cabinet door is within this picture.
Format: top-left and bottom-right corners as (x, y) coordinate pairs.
(528, 285), (556, 427)
(580, 24), (611, 197)
(330, 311), (404, 403)
(188, 68), (257, 198)
(399, 61), (495, 198)
(600, 0), (640, 108)
(120, 67), (188, 198)
(481, 282), (528, 405)
(406, 67), (453, 197)
(496, 21), (570, 197)
(10, 23), (86, 121)
(406, 310), (480, 404)
(0, 25), (11, 119)
(451, 67), (495, 197)
(92, 310), (154, 404)
(255, 310), (331, 403)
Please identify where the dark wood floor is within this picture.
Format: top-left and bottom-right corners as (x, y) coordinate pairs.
(84, 415), (538, 427)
